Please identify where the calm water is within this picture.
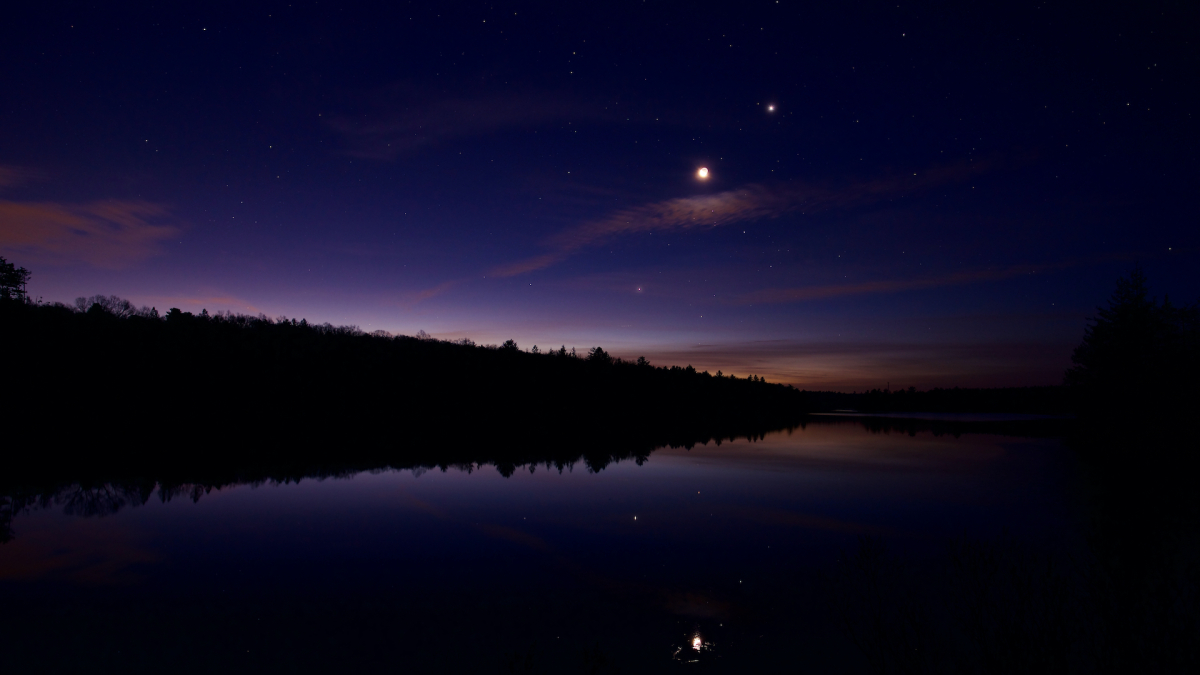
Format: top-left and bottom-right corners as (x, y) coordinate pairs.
(0, 421), (1077, 673)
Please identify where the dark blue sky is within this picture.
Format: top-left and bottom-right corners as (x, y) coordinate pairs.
(2, 0), (1195, 388)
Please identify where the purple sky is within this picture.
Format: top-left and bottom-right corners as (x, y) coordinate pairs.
(1, 1), (1195, 389)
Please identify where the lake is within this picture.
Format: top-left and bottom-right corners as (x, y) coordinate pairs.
(0, 419), (1080, 673)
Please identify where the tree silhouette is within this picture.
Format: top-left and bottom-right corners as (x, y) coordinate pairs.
(1066, 267), (1200, 420)
(0, 256), (30, 301)
(586, 346), (611, 365)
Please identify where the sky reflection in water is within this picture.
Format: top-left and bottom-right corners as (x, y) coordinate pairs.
(0, 422), (1074, 673)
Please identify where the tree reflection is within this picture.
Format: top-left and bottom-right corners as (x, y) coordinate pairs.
(0, 423), (802, 541)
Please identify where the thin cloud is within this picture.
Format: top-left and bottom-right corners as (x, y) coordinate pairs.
(0, 518), (160, 583)
(493, 161), (989, 278)
(328, 83), (732, 160)
(0, 165), (40, 189)
(0, 199), (180, 268)
(740, 265), (1040, 304)
(405, 279), (463, 305)
(493, 185), (791, 277)
(738, 249), (1146, 305)
(329, 89), (602, 159)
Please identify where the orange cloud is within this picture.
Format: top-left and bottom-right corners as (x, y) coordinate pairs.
(0, 516), (160, 584)
(492, 161), (989, 277)
(0, 199), (180, 268)
(0, 165), (39, 189)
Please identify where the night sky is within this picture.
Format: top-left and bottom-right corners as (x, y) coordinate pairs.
(2, 1), (1195, 390)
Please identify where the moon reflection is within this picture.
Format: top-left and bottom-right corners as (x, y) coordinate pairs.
(673, 629), (715, 663)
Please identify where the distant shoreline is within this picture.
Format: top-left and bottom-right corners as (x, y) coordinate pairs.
(811, 411), (1073, 423)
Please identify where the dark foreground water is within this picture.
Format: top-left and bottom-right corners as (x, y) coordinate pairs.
(0, 421), (1081, 673)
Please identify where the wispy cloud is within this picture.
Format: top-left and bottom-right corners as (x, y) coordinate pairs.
(739, 248), (1148, 305)
(404, 279), (463, 305)
(492, 185), (791, 277)
(493, 161), (989, 278)
(0, 199), (180, 268)
(0, 165), (40, 189)
(328, 83), (733, 160)
(739, 265), (1040, 304)
(0, 517), (160, 583)
(329, 88), (602, 159)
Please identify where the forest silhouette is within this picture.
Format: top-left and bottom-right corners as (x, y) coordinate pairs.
(2, 263), (1194, 466)
(1, 286), (808, 456)
(1, 260), (1081, 463)
(2, 265), (1199, 671)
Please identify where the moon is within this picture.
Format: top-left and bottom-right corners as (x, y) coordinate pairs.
(697, 167), (709, 179)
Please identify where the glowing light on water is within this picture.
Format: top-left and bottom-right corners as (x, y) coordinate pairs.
(673, 629), (713, 663)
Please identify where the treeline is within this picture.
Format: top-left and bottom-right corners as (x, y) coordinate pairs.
(0, 294), (805, 457)
(4, 265), (1194, 453)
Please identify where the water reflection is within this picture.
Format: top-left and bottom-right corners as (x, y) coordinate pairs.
(0, 424), (794, 543)
(672, 627), (716, 664)
(0, 415), (1070, 544)
(0, 418), (1094, 672)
